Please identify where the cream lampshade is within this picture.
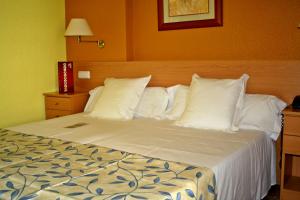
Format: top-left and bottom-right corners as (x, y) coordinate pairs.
(65, 18), (94, 36)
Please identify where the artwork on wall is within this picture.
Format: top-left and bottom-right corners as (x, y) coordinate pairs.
(157, 0), (222, 31)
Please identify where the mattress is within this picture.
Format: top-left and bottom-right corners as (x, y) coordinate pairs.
(7, 113), (277, 200)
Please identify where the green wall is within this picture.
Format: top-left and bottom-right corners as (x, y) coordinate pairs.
(0, 0), (66, 127)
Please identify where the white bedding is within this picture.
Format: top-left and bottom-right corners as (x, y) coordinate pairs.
(7, 113), (277, 200)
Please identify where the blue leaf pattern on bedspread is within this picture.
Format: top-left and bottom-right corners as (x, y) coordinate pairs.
(0, 129), (216, 200)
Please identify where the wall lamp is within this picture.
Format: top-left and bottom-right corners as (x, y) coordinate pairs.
(65, 18), (105, 48)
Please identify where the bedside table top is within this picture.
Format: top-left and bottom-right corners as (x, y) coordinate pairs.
(283, 106), (300, 116)
(43, 92), (88, 98)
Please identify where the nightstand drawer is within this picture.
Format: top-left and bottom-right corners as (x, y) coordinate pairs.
(45, 97), (72, 110)
(283, 135), (300, 155)
(284, 116), (300, 137)
(281, 188), (300, 200)
(45, 109), (73, 119)
(44, 92), (88, 119)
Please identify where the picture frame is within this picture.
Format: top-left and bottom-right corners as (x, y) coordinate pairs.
(157, 0), (222, 31)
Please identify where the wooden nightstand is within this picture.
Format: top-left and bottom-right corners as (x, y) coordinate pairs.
(43, 92), (89, 119)
(280, 107), (300, 200)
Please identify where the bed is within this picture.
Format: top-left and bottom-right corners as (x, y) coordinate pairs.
(2, 60), (300, 200)
(6, 113), (275, 200)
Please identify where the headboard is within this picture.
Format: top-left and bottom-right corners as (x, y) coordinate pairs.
(74, 60), (300, 104)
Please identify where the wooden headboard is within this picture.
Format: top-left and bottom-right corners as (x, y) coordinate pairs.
(74, 60), (300, 104)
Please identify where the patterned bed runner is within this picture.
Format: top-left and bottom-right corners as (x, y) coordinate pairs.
(0, 129), (216, 200)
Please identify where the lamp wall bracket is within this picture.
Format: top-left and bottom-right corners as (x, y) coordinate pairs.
(77, 36), (105, 48)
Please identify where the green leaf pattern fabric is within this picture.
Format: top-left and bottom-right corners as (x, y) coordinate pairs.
(0, 129), (216, 200)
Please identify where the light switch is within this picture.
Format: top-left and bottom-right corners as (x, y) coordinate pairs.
(78, 71), (91, 79)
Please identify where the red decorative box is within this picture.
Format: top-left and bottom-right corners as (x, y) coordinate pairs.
(58, 62), (74, 94)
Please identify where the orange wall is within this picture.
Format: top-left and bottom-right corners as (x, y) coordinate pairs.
(65, 0), (127, 61)
(66, 0), (300, 61)
(131, 0), (300, 60)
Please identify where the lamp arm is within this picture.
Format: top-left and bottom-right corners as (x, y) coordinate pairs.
(77, 36), (105, 48)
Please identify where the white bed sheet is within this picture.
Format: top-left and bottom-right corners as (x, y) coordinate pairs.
(7, 113), (277, 200)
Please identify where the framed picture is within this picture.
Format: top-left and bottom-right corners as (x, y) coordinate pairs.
(157, 0), (222, 31)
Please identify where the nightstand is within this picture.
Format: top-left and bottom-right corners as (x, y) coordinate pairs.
(43, 92), (89, 119)
(280, 107), (300, 200)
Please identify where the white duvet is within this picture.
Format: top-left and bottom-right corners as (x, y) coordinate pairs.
(7, 113), (276, 200)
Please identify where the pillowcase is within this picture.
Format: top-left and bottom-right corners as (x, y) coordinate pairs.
(89, 76), (151, 120)
(239, 94), (287, 140)
(165, 85), (189, 120)
(84, 86), (103, 112)
(135, 87), (169, 119)
(175, 74), (249, 131)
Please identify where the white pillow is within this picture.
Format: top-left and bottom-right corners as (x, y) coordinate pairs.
(89, 76), (151, 120)
(239, 94), (287, 140)
(175, 74), (249, 131)
(135, 87), (169, 119)
(165, 85), (189, 120)
(84, 86), (103, 112)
